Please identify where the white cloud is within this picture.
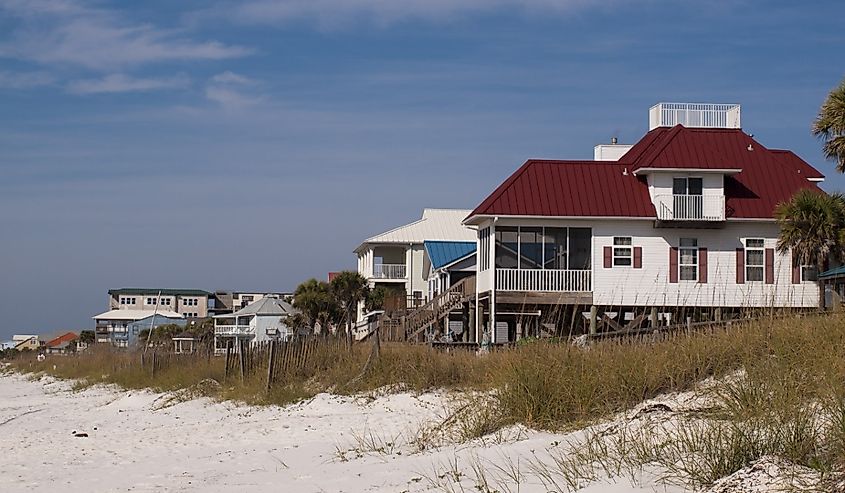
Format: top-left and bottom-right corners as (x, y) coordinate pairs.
(66, 73), (190, 95)
(205, 71), (261, 109)
(0, 0), (250, 70)
(0, 70), (54, 89)
(219, 0), (618, 26)
(211, 70), (254, 85)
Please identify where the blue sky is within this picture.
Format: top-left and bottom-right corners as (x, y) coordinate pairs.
(1, 0), (844, 339)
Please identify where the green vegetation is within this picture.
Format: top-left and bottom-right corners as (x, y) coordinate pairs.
(814, 76), (845, 172)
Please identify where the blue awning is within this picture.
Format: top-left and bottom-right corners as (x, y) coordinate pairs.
(820, 265), (845, 280)
(424, 241), (476, 270)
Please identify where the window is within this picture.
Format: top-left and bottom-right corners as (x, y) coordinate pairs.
(145, 297), (157, 305)
(673, 177), (703, 195)
(679, 238), (698, 281)
(613, 237), (632, 266)
(745, 239), (765, 282)
(161, 298), (171, 306)
(518, 227), (543, 269)
(494, 227), (519, 268)
(802, 265), (818, 282)
(494, 226), (592, 270)
(479, 227), (491, 271)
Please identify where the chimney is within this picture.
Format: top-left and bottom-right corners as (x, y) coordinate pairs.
(611, 136), (618, 145)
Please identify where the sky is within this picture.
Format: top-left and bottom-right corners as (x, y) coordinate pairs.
(1, 0), (844, 338)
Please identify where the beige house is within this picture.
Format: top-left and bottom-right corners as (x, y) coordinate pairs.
(108, 288), (211, 319)
(11, 335), (40, 351)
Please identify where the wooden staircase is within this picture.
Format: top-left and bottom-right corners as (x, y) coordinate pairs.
(402, 276), (475, 342)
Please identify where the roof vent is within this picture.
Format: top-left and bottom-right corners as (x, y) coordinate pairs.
(649, 102), (741, 130)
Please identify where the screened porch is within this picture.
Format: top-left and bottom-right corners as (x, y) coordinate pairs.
(493, 226), (592, 292)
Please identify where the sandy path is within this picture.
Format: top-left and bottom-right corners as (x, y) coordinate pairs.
(0, 374), (684, 492)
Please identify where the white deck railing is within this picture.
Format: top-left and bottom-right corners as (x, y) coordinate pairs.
(214, 324), (252, 335)
(496, 269), (591, 292)
(649, 103), (741, 130)
(373, 263), (407, 279)
(655, 194), (726, 221)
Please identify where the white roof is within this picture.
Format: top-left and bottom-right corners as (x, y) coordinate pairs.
(356, 209), (475, 251)
(93, 309), (183, 321)
(214, 296), (296, 318)
(12, 335), (38, 341)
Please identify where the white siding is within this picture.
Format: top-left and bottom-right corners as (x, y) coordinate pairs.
(592, 220), (817, 308)
(485, 217), (818, 309)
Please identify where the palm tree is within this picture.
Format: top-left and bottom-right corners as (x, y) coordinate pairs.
(814, 77), (845, 172)
(292, 279), (339, 335)
(775, 189), (845, 309)
(329, 271), (370, 348)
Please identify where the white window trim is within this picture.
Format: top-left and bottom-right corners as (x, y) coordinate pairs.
(745, 238), (765, 282)
(613, 237), (633, 267)
(679, 238), (698, 281)
(801, 264), (818, 282)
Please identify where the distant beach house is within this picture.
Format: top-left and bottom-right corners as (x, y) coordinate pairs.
(355, 209), (476, 315)
(44, 332), (78, 354)
(108, 288), (212, 319)
(208, 291), (294, 316)
(9, 335), (39, 351)
(93, 310), (184, 347)
(213, 295), (297, 354)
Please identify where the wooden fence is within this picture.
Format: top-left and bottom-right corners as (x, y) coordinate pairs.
(222, 337), (348, 390)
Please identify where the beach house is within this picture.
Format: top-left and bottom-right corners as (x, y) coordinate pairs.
(213, 295), (297, 354)
(355, 209), (475, 315)
(461, 103), (825, 343)
(108, 288), (211, 319)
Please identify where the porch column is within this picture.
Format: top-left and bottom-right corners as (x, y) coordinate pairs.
(589, 306), (598, 335)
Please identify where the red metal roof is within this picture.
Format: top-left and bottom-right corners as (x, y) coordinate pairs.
(468, 126), (825, 221)
(469, 160), (656, 219)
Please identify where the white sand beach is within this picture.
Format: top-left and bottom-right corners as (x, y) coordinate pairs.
(0, 373), (697, 493)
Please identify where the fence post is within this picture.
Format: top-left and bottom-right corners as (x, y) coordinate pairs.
(266, 339), (277, 392)
(151, 351), (156, 378)
(224, 340), (232, 381)
(239, 339), (246, 382)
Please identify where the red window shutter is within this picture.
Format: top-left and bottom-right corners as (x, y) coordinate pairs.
(698, 248), (708, 284)
(669, 246), (678, 283)
(791, 252), (801, 284)
(765, 248), (775, 284)
(736, 248), (745, 284)
(603, 246), (612, 268)
(633, 246), (642, 269)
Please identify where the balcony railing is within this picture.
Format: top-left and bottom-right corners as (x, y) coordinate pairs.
(649, 103), (741, 130)
(372, 263), (407, 279)
(214, 325), (252, 335)
(496, 269), (591, 292)
(655, 194), (726, 222)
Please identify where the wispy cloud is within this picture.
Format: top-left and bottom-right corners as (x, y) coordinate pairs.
(66, 73), (190, 95)
(214, 0), (620, 27)
(205, 71), (261, 109)
(0, 70), (54, 89)
(0, 0), (251, 70)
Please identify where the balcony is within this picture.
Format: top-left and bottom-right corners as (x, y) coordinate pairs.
(654, 194), (726, 223)
(214, 325), (252, 335)
(372, 263), (406, 280)
(496, 269), (591, 292)
(649, 102), (741, 130)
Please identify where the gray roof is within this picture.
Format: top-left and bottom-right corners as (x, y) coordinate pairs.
(226, 296), (296, 317)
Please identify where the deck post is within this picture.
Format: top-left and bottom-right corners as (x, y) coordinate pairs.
(589, 306), (598, 335)
(715, 307), (723, 322)
(649, 306), (658, 327)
